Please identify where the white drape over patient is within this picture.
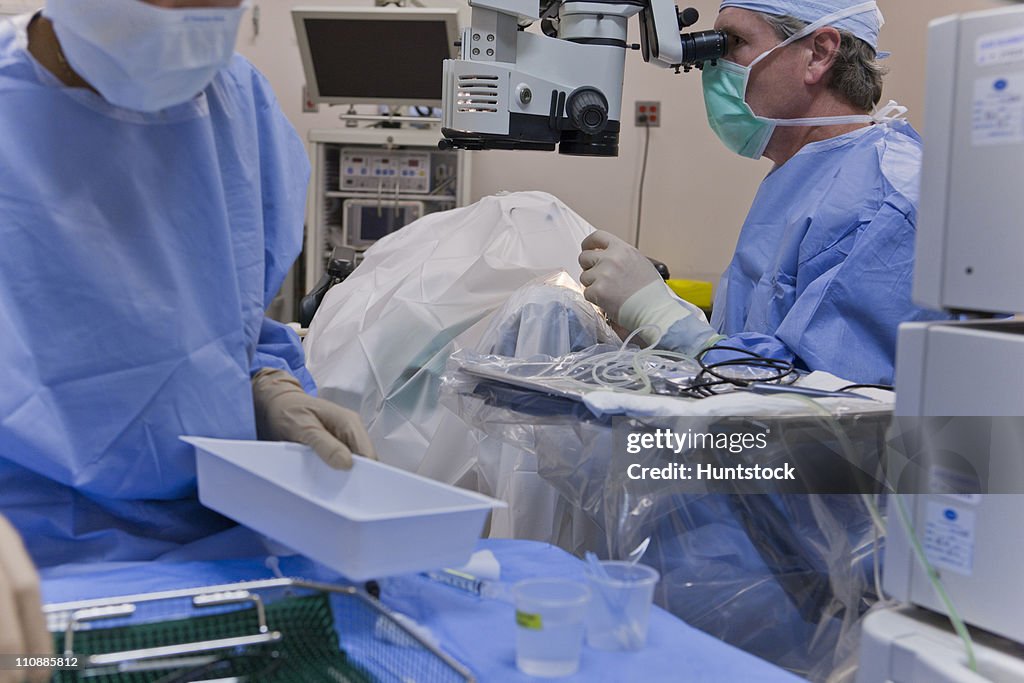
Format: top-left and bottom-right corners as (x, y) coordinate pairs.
(304, 191), (606, 544)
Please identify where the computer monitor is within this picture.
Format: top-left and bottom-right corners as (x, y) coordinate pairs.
(292, 7), (460, 108)
(343, 199), (424, 248)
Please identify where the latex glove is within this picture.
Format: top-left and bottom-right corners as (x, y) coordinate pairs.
(578, 230), (663, 323)
(252, 368), (377, 469)
(619, 280), (724, 354)
(0, 516), (51, 683)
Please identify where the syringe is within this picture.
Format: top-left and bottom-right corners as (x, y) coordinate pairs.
(423, 569), (511, 602)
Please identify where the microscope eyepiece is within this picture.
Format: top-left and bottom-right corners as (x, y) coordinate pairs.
(679, 29), (730, 68)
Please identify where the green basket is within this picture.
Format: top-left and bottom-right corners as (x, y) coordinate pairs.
(52, 593), (373, 683)
(46, 579), (474, 683)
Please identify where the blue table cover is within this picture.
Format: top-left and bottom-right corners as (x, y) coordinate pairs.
(41, 539), (803, 682)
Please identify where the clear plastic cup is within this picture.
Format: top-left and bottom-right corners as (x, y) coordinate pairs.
(585, 561), (660, 651)
(513, 578), (591, 677)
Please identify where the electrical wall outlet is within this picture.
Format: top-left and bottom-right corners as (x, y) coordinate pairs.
(302, 85), (319, 114)
(635, 100), (661, 127)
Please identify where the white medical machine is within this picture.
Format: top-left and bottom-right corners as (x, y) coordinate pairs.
(291, 8), (472, 301)
(858, 6), (1024, 682)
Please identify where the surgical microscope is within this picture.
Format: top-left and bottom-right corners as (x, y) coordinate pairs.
(439, 0), (727, 156)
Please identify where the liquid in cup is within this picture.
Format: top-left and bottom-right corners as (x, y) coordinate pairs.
(585, 561), (660, 651)
(513, 578), (591, 677)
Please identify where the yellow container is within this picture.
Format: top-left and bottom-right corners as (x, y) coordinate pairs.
(666, 279), (713, 310)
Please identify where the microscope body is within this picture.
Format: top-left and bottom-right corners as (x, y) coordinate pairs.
(440, 0), (723, 156)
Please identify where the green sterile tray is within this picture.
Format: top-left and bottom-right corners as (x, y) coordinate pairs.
(45, 579), (475, 683)
(51, 593), (372, 683)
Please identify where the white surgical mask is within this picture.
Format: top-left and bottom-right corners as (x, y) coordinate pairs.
(45, 0), (248, 113)
(703, 1), (904, 159)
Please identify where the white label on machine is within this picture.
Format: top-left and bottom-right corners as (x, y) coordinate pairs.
(927, 466), (982, 503)
(972, 74), (1024, 146)
(977, 28), (1024, 67)
(923, 502), (975, 576)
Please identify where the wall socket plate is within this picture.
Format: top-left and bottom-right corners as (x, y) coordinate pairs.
(635, 100), (661, 127)
(302, 85), (319, 114)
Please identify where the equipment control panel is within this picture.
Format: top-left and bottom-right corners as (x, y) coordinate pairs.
(340, 150), (431, 193)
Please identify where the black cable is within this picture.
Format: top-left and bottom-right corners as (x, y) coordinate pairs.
(676, 344), (797, 398)
(697, 345), (797, 382)
(701, 357), (795, 384)
(634, 122), (652, 249)
(837, 383), (894, 392)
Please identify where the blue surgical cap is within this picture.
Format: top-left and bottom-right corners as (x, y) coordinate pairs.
(719, 0), (884, 52)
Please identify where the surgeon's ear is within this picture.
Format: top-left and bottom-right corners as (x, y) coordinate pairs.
(804, 27), (841, 86)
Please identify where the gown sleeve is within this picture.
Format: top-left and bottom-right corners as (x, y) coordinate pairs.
(246, 66), (317, 393)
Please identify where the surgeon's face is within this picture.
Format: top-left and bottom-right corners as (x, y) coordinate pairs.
(714, 8), (810, 120)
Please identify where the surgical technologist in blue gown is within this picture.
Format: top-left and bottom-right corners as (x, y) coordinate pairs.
(579, 0), (950, 385)
(0, 0), (376, 575)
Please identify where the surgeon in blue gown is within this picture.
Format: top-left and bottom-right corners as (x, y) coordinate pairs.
(577, 1), (950, 677)
(579, 0), (951, 386)
(0, 0), (376, 577)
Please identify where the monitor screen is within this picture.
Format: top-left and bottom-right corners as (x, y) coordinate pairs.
(346, 201), (423, 246)
(294, 9), (459, 106)
(357, 206), (402, 242)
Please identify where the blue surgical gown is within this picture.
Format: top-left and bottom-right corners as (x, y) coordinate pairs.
(0, 15), (313, 567)
(661, 121), (951, 384)
(654, 122), (949, 675)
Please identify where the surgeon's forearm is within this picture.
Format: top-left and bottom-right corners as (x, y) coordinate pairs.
(618, 281), (718, 351)
(657, 320), (726, 358)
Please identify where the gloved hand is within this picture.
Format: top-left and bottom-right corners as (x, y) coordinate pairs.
(578, 230), (663, 323)
(579, 230), (723, 353)
(0, 515), (51, 683)
(252, 368), (377, 470)
(618, 280), (723, 353)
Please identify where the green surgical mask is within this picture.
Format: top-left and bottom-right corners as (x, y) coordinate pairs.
(702, 58), (776, 159)
(701, 1), (899, 160)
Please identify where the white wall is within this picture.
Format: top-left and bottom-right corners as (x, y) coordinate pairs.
(235, 0), (1006, 286)
(0, 1), (40, 15)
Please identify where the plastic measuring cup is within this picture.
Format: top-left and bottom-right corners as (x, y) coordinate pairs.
(585, 561), (660, 651)
(513, 578), (591, 677)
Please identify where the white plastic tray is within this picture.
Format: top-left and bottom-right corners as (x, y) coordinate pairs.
(183, 437), (505, 581)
